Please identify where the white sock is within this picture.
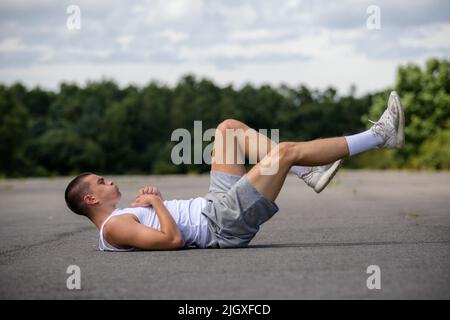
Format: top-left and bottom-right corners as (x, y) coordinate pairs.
(345, 129), (384, 156)
(290, 165), (312, 176)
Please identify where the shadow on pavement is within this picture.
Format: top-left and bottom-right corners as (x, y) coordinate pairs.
(247, 240), (450, 249)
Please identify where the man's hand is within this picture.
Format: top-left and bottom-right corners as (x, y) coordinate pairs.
(137, 186), (163, 199)
(132, 193), (162, 208)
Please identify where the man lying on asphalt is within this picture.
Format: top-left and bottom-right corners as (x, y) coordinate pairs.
(64, 92), (405, 251)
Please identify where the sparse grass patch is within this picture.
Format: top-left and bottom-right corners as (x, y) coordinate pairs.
(400, 210), (422, 218)
(0, 184), (14, 191)
(328, 178), (342, 188)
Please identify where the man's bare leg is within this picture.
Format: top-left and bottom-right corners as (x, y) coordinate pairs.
(211, 120), (246, 176)
(213, 91), (405, 200)
(211, 119), (276, 176)
(246, 139), (349, 201)
(211, 119), (331, 179)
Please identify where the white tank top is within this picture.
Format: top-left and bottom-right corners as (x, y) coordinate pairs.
(99, 197), (210, 251)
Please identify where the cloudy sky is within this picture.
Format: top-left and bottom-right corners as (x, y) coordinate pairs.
(0, 0), (449, 94)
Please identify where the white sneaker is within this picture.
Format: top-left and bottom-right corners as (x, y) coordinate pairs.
(369, 91), (405, 149)
(299, 159), (343, 193)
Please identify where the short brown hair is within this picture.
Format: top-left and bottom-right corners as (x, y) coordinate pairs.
(64, 172), (94, 216)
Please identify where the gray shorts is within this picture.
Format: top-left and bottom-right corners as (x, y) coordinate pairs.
(201, 171), (279, 248)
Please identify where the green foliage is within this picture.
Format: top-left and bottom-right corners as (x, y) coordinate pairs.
(0, 58), (448, 177)
(0, 84), (30, 175)
(152, 161), (182, 175)
(409, 128), (450, 169)
(365, 58), (450, 169)
(28, 128), (104, 174)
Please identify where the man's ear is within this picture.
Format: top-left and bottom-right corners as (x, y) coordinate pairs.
(84, 194), (99, 205)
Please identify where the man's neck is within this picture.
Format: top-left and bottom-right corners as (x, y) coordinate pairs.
(91, 205), (117, 230)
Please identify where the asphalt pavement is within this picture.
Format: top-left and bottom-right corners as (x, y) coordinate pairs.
(0, 171), (449, 299)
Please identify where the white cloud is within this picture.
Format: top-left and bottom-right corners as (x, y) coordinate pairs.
(214, 2), (259, 29)
(0, 0), (449, 94)
(0, 53), (401, 95)
(0, 37), (24, 52)
(160, 29), (189, 44)
(183, 29), (356, 62)
(400, 23), (450, 49)
(229, 29), (290, 41)
(141, 0), (204, 24)
(0, 37), (55, 62)
(116, 35), (134, 51)
(64, 47), (112, 59)
(284, 0), (302, 10)
(162, 0), (195, 19)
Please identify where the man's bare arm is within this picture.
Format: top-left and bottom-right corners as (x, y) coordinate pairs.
(105, 215), (184, 250)
(104, 194), (184, 250)
(132, 194), (183, 242)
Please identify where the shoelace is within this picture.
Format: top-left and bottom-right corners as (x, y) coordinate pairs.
(368, 108), (394, 139)
(300, 168), (314, 179)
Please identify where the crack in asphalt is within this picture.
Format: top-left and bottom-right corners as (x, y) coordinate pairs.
(0, 226), (94, 259)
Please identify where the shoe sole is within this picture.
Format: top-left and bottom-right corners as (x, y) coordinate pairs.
(314, 159), (343, 193)
(390, 92), (405, 148)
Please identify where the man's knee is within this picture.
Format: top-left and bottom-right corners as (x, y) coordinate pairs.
(217, 119), (244, 132)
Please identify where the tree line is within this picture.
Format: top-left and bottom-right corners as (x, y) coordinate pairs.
(0, 57), (448, 177)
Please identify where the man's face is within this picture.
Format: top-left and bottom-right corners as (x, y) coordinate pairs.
(84, 174), (121, 207)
